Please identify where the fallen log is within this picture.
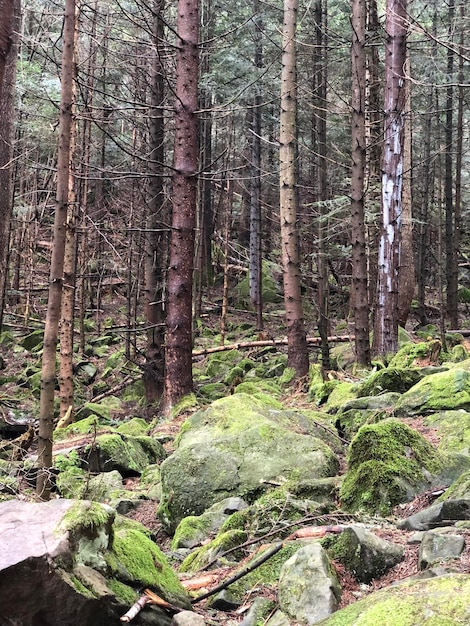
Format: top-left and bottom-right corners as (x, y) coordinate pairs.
(193, 335), (355, 358)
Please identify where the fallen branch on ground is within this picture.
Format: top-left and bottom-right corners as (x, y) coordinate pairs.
(193, 335), (355, 357)
(120, 588), (182, 622)
(191, 542), (284, 605)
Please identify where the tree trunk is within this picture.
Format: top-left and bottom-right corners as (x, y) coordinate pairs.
(445, 0), (458, 328)
(0, 0), (19, 332)
(163, 0), (199, 411)
(58, 0), (79, 422)
(314, 0), (330, 370)
(144, 0), (166, 405)
(372, 0), (407, 357)
(249, 0), (263, 331)
(350, 0), (370, 367)
(37, 0), (76, 499)
(397, 54), (414, 328)
(279, 0), (309, 378)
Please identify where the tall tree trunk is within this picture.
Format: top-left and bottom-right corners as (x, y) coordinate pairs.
(397, 55), (414, 328)
(37, 0), (76, 499)
(59, 0), (79, 422)
(249, 0), (263, 331)
(279, 0), (309, 378)
(350, 0), (370, 367)
(0, 0), (19, 332)
(444, 0), (457, 328)
(365, 0), (381, 310)
(453, 2), (464, 326)
(372, 0), (407, 357)
(314, 0), (330, 370)
(144, 0), (166, 405)
(163, 0), (199, 411)
(0, 0), (13, 96)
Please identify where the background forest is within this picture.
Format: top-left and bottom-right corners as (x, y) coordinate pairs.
(0, 0), (469, 494)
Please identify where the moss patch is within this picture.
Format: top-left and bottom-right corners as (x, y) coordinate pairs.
(340, 419), (442, 515)
(317, 573), (470, 625)
(108, 518), (190, 607)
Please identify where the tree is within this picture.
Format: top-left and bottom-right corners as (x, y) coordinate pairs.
(0, 0), (20, 332)
(350, 0), (370, 367)
(279, 0), (309, 378)
(144, 0), (166, 405)
(249, 0), (263, 331)
(163, 0), (199, 410)
(37, 0), (76, 499)
(372, 0), (407, 357)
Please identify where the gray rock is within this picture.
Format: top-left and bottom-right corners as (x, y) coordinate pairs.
(0, 498), (190, 625)
(239, 598), (276, 626)
(397, 498), (470, 530)
(265, 611), (291, 626)
(172, 497), (248, 549)
(418, 531), (465, 569)
(278, 542), (340, 625)
(319, 573), (470, 625)
(171, 610), (206, 626)
(158, 394), (339, 532)
(332, 526), (404, 583)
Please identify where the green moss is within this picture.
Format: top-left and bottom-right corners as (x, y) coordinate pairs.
(116, 418), (150, 436)
(54, 416), (105, 440)
(233, 382), (283, 408)
(220, 510), (248, 533)
(388, 340), (442, 368)
(340, 419), (442, 515)
(171, 515), (213, 551)
(107, 578), (138, 605)
(60, 501), (114, 536)
(109, 523), (189, 606)
(357, 368), (422, 397)
(68, 574), (96, 599)
(170, 393), (198, 419)
(227, 542), (301, 598)
(317, 574), (470, 625)
(179, 529), (247, 573)
(54, 449), (81, 471)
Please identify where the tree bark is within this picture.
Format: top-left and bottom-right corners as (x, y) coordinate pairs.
(37, 0), (76, 499)
(397, 54), (414, 328)
(350, 0), (370, 367)
(249, 0), (263, 331)
(0, 0), (19, 332)
(372, 0), (407, 357)
(163, 0), (199, 411)
(279, 0), (309, 377)
(144, 0), (166, 405)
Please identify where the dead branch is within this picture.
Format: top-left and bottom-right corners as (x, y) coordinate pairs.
(193, 335), (355, 358)
(191, 543), (284, 605)
(120, 588), (183, 623)
(89, 374), (134, 404)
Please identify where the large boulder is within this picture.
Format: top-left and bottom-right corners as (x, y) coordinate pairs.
(340, 419), (442, 515)
(157, 394), (340, 532)
(278, 542), (341, 624)
(0, 499), (191, 625)
(395, 367), (470, 416)
(317, 574), (470, 625)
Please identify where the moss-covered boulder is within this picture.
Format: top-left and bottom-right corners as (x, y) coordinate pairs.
(423, 410), (470, 482)
(317, 574), (470, 625)
(179, 529), (248, 572)
(158, 394), (340, 532)
(395, 367), (470, 416)
(0, 499), (191, 625)
(388, 339), (442, 368)
(81, 433), (166, 476)
(172, 497), (248, 550)
(357, 367), (423, 397)
(323, 526), (404, 583)
(340, 419), (442, 515)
